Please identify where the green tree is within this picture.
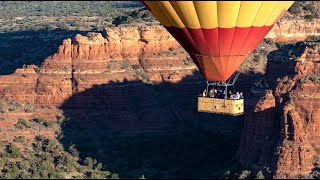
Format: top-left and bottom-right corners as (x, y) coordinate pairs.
(84, 157), (95, 169)
(256, 171), (265, 179)
(6, 143), (21, 158)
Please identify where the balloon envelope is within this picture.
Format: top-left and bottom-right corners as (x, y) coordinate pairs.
(142, 1), (295, 81)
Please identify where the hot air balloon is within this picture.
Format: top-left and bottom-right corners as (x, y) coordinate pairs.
(142, 1), (295, 115)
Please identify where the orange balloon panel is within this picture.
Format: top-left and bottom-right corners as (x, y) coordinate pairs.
(142, 1), (294, 81)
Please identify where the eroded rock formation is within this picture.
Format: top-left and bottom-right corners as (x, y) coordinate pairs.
(0, 25), (199, 106)
(266, 18), (320, 41)
(238, 42), (320, 178)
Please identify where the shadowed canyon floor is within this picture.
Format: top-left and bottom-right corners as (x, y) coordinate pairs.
(59, 75), (245, 179)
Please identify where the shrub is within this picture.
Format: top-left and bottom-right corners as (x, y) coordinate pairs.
(6, 143), (21, 158)
(119, 60), (130, 69)
(264, 38), (273, 44)
(83, 157), (96, 169)
(68, 145), (79, 157)
(238, 170), (251, 179)
(303, 3), (315, 12)
(95, 163), (103, 171)
(309, 74), (320, 82)
(35, 135), (46, 142)
(14, 118), (29, 129)
(253, 54), (261, 63)
(132, 64), (142, 70)
(288, 2), (302, 15)
(34, 67), (41, 73)
(32, 117), (46, 124)
(89, 171), (111, 179)
(256, 171), (265, 179)
(112, 9), (154, 26)
(111, 173), (119, 179)
(306, 148), (311, 152)
(24, 108), (33, 113)
(13, 136), (26, 143)
(112, 15), (133, 26)
(276, 42), (286, 49)
(298, 73), (320, 83)
(304, 14), (318, 21)
(43, 121), (54, 128)
(306, 35), (320, 41)
(14, 123), (24, 130)
(62, 66), (69, 72)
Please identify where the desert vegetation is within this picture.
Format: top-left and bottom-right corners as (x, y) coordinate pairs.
(287, 1), (320, 21)
(1, 1), (318, 33)
(0, 136), (119, 179)
(0, 1), (145, 32)
(0, 100), (121, 179)
(238, 38), (278, 73)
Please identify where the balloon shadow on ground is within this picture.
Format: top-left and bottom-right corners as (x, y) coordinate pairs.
(59, 72), (246, 179)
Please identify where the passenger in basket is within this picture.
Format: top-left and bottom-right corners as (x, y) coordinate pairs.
(216, 90), (222, 98)
(232, 92), (240, 100)
(239, 92), (244, 99)
(202, 89), (207, 97)
(208, 89), (214, 98)
(227, 90), (233, 99)
(222, 90), (226, 99)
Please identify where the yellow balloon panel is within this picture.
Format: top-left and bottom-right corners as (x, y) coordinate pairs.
(265, 1), (295, 26)
(144, 1), (293, 29)
(170, 1), (201, 29)
(236, 1), (263, 27)
(193, 1), (218, 29)
(156, 1), (185, 28)
(251, 1), (279, 27)
(217, 1), (241, 28)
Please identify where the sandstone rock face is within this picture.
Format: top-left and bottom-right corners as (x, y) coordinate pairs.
(266, 19), (320, 41)
(238, 42), (320, 178)
(0, 26), (204, 135)
(2, 19), (318, 105)
(0, 26), (199, 106)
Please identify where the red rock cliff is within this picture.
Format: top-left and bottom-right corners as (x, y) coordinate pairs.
(0, 25), (199, 106)
(266, 18), (320, 41)
(237, 42), (320, 178)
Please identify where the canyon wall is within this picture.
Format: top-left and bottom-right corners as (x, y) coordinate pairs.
(2, 17), (319, 106)
(0, 25), (199, 106)
(0, 16), (319, 178)
(237, 42), (320, 178)
(0, 26), (203, 135)
(266, 18), (320, 41)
